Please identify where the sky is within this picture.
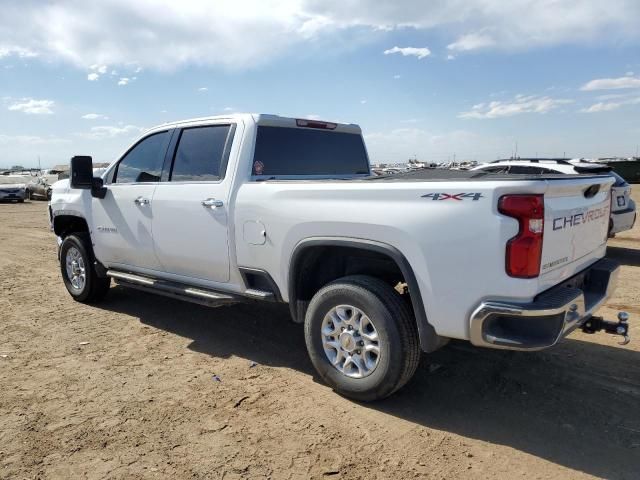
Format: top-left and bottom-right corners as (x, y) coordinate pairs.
(1, 0), (639, 168)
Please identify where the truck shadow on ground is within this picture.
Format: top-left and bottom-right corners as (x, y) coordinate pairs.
(607, 245), (640, 267)
(98, 287), (640, 480)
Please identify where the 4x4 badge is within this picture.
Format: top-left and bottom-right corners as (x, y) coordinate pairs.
(422, 193), (483, 201)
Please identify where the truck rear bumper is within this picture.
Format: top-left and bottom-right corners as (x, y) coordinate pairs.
(469, 258), (619, 351)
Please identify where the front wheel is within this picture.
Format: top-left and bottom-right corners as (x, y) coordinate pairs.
(60, 234), (110, 303)
(304, 275), (420, 401)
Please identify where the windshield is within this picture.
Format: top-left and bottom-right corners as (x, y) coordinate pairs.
(252, 126), (370, 177)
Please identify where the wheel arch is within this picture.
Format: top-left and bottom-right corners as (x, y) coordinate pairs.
(287, 237), (446, 353)
(52, 213), (90, 238)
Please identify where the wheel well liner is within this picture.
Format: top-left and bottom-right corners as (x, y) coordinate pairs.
(53, 214), (90, 238)
(288, 237), (444, 352)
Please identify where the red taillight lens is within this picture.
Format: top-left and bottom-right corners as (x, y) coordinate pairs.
(498, 194), (544, 278)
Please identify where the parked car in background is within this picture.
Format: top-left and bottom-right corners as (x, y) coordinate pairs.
(0, 175), (28, 202)
(472, 158), (636, 236)
(27, 177), (52, 200)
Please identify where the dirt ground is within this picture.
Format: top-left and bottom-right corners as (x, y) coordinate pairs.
(1, 194), (639, 480)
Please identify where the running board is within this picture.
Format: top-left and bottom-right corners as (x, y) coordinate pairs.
(107, 270), (241, 308)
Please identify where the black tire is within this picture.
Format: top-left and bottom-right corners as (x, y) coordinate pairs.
(46, 189), (52, 201)
(59, 233), (110, 303)
(304, 275), (420, 401)
(25, 189), (30, 201)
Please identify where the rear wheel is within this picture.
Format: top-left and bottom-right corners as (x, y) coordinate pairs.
(60, 234), (110, 303)
(304, 275), (420, 401)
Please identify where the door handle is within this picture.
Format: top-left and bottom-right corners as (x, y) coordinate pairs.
(134, 196), (150, 206)
(201, 198), (224, 208)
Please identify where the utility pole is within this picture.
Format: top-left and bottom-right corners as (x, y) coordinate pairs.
(38, 155), (41, 173)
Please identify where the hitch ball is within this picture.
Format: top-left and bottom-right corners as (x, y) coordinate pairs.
(618, 311), (629, 323)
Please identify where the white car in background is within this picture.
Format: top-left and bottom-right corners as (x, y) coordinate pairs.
(0, 175), (28, 202)
(472, 159), (636, 236)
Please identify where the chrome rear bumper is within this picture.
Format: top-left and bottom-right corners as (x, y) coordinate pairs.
(469, 258), (619, 351)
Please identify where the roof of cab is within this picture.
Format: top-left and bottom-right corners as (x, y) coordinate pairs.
(149, 113), (362, 134)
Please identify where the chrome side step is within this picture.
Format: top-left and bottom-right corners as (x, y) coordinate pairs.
(107, 270), (240, 308)
(244, 288), (274, 300)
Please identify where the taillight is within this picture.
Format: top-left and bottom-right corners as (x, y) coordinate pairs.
(498, 194), (544, 278)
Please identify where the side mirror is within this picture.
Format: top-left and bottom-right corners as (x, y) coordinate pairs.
(70, 156), (93, 189)
(91, 177), (107, 199)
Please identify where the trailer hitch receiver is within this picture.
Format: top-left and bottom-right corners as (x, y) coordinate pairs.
(581, 312), (630, 345)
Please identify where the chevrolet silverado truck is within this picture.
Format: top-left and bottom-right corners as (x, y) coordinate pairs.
(49, 114), (631, 401)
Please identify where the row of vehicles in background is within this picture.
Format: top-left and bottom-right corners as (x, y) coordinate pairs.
(0, 167), (107, 203)
(0, 174), (53, 202)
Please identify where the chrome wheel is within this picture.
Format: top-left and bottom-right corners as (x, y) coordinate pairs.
(65, 246), (86, 291)
(321, 305), (380, 378)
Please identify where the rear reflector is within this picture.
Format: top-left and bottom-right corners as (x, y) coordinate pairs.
(295, 119), (337, 130)
(499, 194), (544, 278)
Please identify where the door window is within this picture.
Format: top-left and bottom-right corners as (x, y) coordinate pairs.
(114, 131), (170, 183)
(508, 165), (545, 174)
(170, 125), (232, 182)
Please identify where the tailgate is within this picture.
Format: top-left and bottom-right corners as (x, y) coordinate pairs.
(541, 176), (613, 277)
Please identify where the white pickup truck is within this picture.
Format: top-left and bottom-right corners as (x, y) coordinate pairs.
(49, 114), (630, 400)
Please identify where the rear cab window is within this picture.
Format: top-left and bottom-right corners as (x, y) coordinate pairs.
(252, 126), (370, 179)
(169, 125), (234, 182)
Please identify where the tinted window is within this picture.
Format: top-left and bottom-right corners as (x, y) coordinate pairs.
(508, 165), (545, 174)
(480, 166), (509, 173)
(253, 126), (369, 176)
(170, 126), (231, 182)
(115, 132), (169, 183)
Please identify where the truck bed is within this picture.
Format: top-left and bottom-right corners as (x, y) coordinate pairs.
(365, 169), (605, 182)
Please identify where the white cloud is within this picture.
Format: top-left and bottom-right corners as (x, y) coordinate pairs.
(581, 76), (640, 91)
(0, 46), (38, 59)
(223, 106), (235, 112)
(87, 72), (99, 81)
(626, 71), (635, 76)
(580, 102), (622, 113)
(446, 54), (455, 60)
(117, 77), (130, 86)
(360, 99), (367, 104)
(198, 87), (208, 92)
(581, 95), (640, 113)
(90, 64), (108, 74)
(383, 46), (431, 59)
(0, 1), (639, 71)
(447, 33), (495, 52)
(393, 74), (401, 79)
(8, 98), (55, 115)
(305, 114), (321, 120)
(460, 95), (573, 119)
(80, 124), (145, 140)
(81, 113), (109, 120)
